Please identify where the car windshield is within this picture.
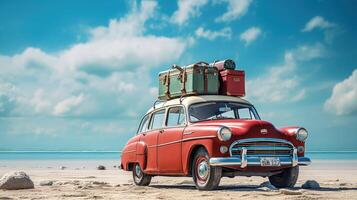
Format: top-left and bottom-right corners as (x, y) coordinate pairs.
(188, 101), (260, 122)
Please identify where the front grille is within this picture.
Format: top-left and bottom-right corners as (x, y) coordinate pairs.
(230, 139), (293, 157)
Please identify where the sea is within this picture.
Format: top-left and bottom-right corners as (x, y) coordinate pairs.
(0, 151), (357, 160)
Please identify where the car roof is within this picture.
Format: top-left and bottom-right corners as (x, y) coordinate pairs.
(146, 95), (252, 114)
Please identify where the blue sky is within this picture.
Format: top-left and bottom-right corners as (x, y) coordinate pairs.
(0, 0), (356, 151)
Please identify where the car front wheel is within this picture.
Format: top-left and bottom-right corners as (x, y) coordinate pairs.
(269, 166), (299, 188)
(132, 163), (151, 186)
(192, 148), (222, 190)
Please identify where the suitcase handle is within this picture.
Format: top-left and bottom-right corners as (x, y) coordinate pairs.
(172, 64), (184, 72)
(194, 61), (209, 67)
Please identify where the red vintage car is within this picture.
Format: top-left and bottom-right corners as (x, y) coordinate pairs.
(120, 95), (311, 190)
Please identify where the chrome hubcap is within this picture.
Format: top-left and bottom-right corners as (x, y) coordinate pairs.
(135, 164), (142, 177)
(197, 161), (209, 179)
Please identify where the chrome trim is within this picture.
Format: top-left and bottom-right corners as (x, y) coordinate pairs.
(296, 127), (308, 142)
(214, 138), (311, 168)
(158, 135), (216, 147)
(182, 135), (216, 142)
(292, 148), (298, 167)
(209, 156), (311, 167)
(217, 126), (232, 141)
(260, 129), (268, 134)
(147, 135), (217, 148)
(231, 146), (291, 151)
(157, 140), (181, 147)
(297, 157), (311, 166)
(229, 138), (294, 157)
(183, 131), (194, 135)
(241, 147), (247, 168)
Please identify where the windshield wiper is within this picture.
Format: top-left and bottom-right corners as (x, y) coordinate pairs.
(194, 116), (235, 122)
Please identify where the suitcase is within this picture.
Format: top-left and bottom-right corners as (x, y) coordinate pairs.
(158, 62), (220, 100)
(219, 70), (245, 97)
(210, 59), (236, 71)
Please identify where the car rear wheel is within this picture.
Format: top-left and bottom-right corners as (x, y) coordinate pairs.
(192, 148), (222, 190)
(269, 166), (299, 188)
(132, 163), (151, 186)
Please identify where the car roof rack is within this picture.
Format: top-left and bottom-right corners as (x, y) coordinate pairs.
(153, 99), (166, 109)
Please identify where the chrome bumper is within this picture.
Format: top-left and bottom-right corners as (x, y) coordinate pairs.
(209, 147), (311, 167)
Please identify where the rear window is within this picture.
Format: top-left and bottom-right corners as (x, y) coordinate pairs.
(150, 109), (165, 129)
(138, 115), (150, 133)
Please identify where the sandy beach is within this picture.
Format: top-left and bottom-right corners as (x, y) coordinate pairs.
(0, 160), (356, 199)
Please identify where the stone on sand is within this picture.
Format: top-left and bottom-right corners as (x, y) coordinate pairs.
(302, 180), (320, 189)
(91, 181), (108, 185)
(97, 165), (106, 170)
(0, 171), (34, 190)
(60, 166), (66, 170)
(39, 180), (53, 186)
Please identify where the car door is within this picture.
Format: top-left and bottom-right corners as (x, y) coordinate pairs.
(140, 109), (165, 173)
(157, 106), (186, 173)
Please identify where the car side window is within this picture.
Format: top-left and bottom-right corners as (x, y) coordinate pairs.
(150, 109), (165, 130)
(138, 115), (150, 133)
(238, 108), (253, 119)
(167, 107), (186, 127)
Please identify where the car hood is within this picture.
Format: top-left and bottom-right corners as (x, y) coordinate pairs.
(190, 119), (284, 137)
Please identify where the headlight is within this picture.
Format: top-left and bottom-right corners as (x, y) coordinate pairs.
(296, 128), (308, 142)
(217, 126), (232, 141)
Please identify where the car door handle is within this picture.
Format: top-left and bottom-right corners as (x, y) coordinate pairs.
(159, 129), (164, 134)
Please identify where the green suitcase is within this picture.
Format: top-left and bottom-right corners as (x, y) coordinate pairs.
(158, 62), (219, 100)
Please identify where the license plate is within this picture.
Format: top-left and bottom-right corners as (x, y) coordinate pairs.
(260, 157), (281, 167)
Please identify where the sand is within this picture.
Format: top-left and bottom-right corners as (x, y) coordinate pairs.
(0, 160), (357, 200)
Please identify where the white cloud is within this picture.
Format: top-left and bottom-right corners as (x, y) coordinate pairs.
(215, 0), (252, 22)
(31, 89), (52, 113)
(324, 69), (357, 115)
(247, 43), (326, 103)
(240, 26), (261, 45)
(195, 27), (232, 40)
(171, 0), (208, 25)
(302, 16), (338, 43)
(302, 16), (335, 32)
(0, 82), (18, 116)
(90, 1), (156, 38)
(53, 94), (84, 116)
(59, 1), (187, 74)
(0, 0), (190, 120)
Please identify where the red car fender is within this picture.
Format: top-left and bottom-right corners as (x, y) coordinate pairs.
(136, 141), (147, 169)
(182, 139), (214, 175)
(279, 126), (300, 137)
(279, 126), (306, 156)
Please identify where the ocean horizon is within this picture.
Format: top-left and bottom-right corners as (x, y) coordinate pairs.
(1, 151), (357, 160)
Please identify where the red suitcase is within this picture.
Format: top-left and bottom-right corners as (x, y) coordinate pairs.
(219, 70), (245, 97)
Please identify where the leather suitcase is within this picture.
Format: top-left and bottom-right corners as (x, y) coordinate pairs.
(219, 70), (245, 97)
(158, 62), (219, 100)
(210, 59), (236, 71)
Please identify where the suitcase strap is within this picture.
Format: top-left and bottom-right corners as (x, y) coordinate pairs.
(172, 64), (187, 96)
(180, 67), (187, 95)
(164, 70), (170, 99)
(194, 62), (209, 93)
(204, 66), (208, 93)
